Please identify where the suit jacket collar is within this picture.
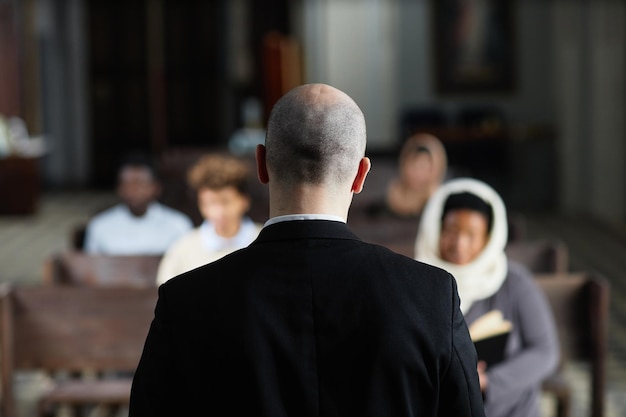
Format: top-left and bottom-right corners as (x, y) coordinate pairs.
(252, 220), (361, 245)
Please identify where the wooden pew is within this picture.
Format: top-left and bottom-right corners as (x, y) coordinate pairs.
(0, 285), (157, 417)
(505, 239), (569, 273)
(43, 252), (161, 288)
(535, 272), (610, 417)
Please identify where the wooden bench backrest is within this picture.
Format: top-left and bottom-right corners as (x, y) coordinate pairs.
(534, 272), (609, 417)
(0, 286), (157, 373)
(44, 252), (161, 288)
(505, 239), (569, 273)
(535, 273), (608, 361)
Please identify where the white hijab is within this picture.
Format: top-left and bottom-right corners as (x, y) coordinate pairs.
(415, 178), (508, 314)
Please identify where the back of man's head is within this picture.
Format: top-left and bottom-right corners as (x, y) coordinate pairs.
(265, 84), (366, 189)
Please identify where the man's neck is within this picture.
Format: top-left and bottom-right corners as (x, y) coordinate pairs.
(268, 183), (352, 221)
(215, 221), (242, 239)
(128, 205), (150, 217)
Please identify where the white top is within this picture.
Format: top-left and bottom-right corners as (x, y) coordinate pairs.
(157, 218), (262, 285)
(84, 202), (193, 255)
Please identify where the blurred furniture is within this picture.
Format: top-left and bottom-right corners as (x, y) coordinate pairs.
(450, 106), (510, 184)
(262, 31), (303, 123)
(454, 105), (507, 131)
(535, 272), (610, 417)
(43, 252), (161, 288)
(398, 106), (448, 146)
(349, 217), (418, 259)
(0, 285), (157, 417)
(158, 147), (208, 225)
(408, 104), (514, 204)
(0, 2), (22, 118)
(0, 156), (40, 215)
(505, 239), (569, 273)
(71, 223), (88, 250)
(88, 2), (229, 186)
(506, 212), (527, 243)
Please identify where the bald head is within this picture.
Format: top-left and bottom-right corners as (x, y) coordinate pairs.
(265, 84), (367, 188)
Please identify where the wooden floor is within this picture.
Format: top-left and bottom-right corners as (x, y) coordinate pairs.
(1, 189), (625, 416)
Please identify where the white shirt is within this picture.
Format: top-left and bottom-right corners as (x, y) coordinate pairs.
(200, 217), (259, 252)
(156, 217), (262, 285)
(84, 202), (193, 255)
(263, 214), (346, 227)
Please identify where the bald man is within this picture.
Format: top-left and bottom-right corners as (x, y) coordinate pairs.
(130, 84), (485, 417)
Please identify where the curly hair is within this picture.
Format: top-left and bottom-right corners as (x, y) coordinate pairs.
(187, 153), (251, 195)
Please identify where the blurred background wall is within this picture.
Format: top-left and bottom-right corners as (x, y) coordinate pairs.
(0, 0), (624, 225)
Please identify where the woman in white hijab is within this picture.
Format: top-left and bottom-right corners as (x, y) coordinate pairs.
(415, 178), (559, 417)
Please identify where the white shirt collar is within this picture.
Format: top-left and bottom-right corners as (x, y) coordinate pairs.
(264, 214), (346, 228)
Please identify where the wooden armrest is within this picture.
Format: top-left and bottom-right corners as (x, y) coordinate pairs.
(542, 372), (571, 398)
(39, 378), (133, 405)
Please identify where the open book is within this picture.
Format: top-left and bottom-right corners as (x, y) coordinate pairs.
(469, 310), (512, 366)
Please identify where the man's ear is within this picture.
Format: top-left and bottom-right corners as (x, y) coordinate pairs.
(256, 144), (269, 184)
(351, 157), (371, 194)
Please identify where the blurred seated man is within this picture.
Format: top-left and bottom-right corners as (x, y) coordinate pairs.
(84, 153), (193, 255)
(157, 153), (262, 284)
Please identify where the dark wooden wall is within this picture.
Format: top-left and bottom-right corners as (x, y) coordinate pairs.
(0, 2), (20, 117)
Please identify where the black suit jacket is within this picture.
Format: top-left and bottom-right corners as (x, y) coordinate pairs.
(130, 220), (484, 416)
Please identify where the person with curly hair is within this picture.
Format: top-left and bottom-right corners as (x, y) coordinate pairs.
(156, 153), (262, 284)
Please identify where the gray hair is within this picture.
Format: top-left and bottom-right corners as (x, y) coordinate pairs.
(265, 84), (367, 187)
